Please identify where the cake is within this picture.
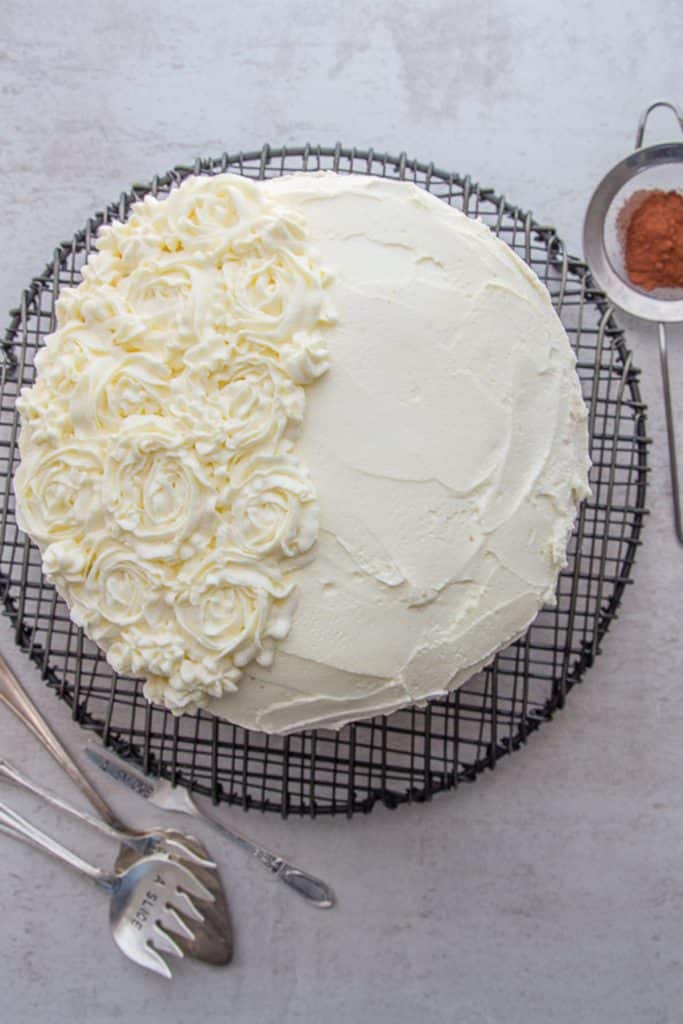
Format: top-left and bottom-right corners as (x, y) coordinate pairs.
(14, 171), (590, 733)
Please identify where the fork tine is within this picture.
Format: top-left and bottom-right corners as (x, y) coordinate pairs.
(164, 836), (216, 869)
(173, 887), (206, 923)
(125, 938), (173, 979)
(174, 866), (215, 904)
(163, 904), (196, 941)
(152, 923), (185, 960)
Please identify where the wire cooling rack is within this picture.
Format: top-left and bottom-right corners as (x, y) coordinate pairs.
(0, 145), (648, 817)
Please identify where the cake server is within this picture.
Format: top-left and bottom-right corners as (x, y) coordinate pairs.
(85, 745), (336, 909)
(0, 797), (216, 979)
(0, 652), (212, 867)
(0, 754), (234, 967)
(0, 653), (233, 964)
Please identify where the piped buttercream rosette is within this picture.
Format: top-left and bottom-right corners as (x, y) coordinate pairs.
(15, 173), (335, 714)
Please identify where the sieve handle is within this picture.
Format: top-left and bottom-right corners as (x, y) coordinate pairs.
(635, 101), (683, 149)
(657, 323), (683, 547)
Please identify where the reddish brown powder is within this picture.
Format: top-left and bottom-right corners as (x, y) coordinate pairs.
(624, 189), (683, 291)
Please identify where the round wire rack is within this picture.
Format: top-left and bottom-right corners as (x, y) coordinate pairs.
(0, 145), (648, 817)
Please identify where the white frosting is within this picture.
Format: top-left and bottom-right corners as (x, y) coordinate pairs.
(208, 173), (591, 732)
(15, 171), (590, 733)
(15, 173), (335, 713)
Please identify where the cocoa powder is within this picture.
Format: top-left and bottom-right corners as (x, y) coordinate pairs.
(624, 189), (683, 291)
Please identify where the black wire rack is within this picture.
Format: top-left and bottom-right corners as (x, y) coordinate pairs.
(0, 145), (648, 817)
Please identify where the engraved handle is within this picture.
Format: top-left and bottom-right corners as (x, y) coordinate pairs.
(0, 798), (108, 885)
(196, 804), (335, 909)
(272, 861), (335, 908)
(0, 653), (123, 830)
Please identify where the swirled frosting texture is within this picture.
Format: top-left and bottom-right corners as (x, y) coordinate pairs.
(207, 173), (590, 732)
(15, 173), (336, 713)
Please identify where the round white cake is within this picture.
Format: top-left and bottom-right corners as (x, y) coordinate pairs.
(15, 171), (590, 733)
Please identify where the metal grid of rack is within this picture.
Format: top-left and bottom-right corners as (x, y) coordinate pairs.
(0, 145), (648, 816)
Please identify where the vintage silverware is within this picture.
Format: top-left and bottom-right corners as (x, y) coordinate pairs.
(0, 653), (233, 964)
(0, 756), (212, 865)
(0, 653), (212, 867)
(86, 746), (336, 909)
(112, 840), (233, 967)
(0, 798), (216, 978)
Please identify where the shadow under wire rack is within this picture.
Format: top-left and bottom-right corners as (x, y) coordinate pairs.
(0, 145), (648, 817)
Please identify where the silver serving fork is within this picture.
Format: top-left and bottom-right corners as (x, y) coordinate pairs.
(0, 799), (215, 978)
(0, 654), (211, 869)
(86, 746), (336, 909)
(0, 654), (233, 964)
(0, 756), (212, 866)
(0, 756), (233, 966)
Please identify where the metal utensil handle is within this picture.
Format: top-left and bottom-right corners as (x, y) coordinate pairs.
(0, 757), (127, 845)
(633, 101), (683, 546)
(274, 863), (335, 908)
(197, 803), (335, 908)
(635, 100), (683, 148)
(0, 798), (106, 884)
(658, 324), (683, 545)
(0, 653), (122, 829)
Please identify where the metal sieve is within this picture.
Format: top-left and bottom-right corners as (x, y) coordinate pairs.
(584, 100), (683, 543)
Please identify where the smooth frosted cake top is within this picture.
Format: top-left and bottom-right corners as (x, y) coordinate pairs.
(15, 171), (590, 733)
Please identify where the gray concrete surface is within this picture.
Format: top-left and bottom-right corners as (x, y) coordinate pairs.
(1, 2), (682, 1022)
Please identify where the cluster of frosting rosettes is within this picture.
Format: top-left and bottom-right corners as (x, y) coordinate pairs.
(15, 173), (335, 713)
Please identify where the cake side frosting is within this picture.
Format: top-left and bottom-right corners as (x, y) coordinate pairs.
(15, 173), (336, 712)
(207, 173), (591, 732)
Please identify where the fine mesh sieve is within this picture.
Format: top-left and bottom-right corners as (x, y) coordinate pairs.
(584, 100), (683, 543)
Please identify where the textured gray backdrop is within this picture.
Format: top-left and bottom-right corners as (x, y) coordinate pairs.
(1, 2), (682, 1022)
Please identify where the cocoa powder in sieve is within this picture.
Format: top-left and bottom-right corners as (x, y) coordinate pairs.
(624, 189), (683, 291)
